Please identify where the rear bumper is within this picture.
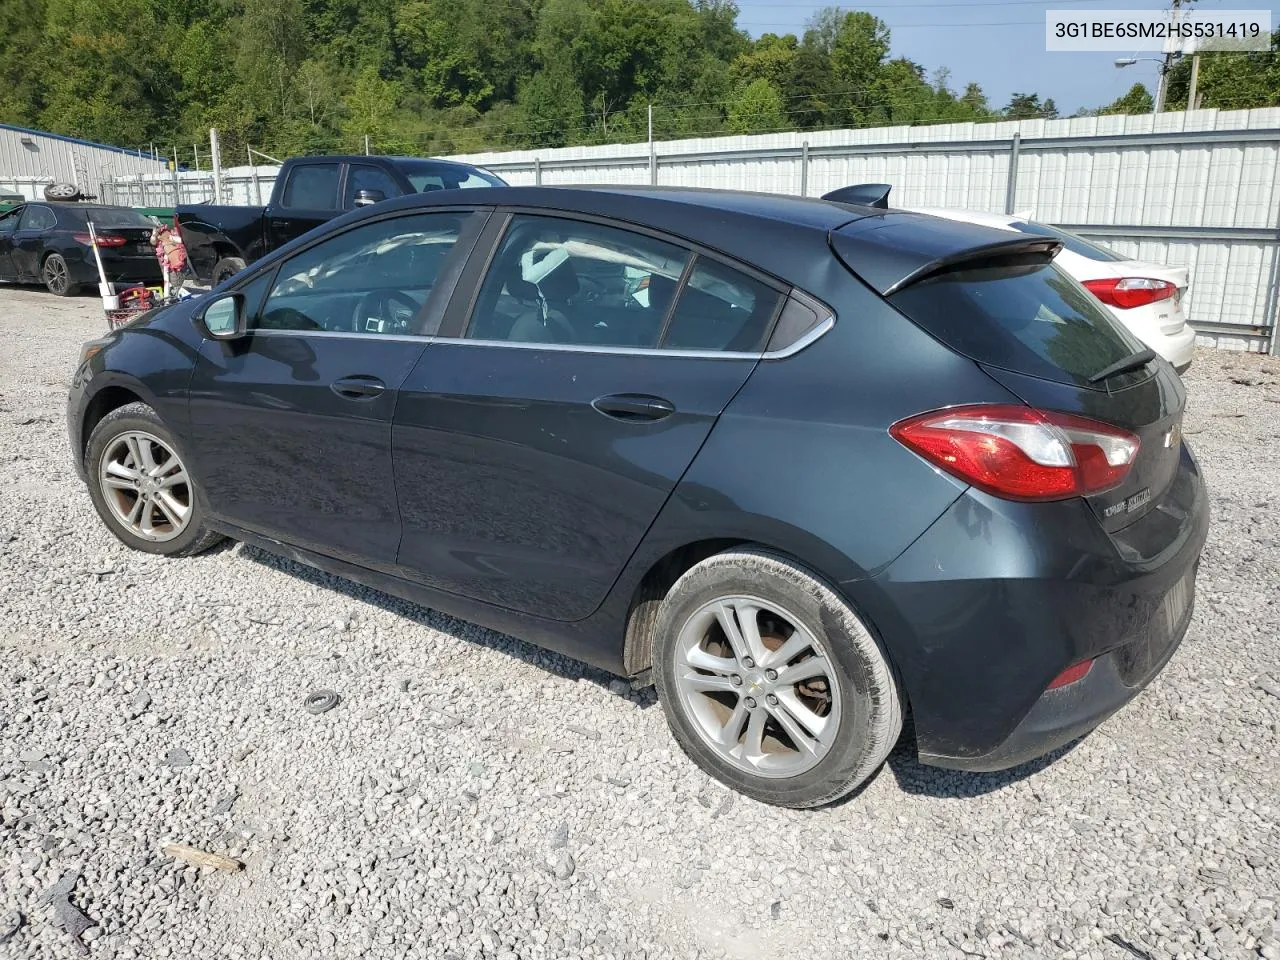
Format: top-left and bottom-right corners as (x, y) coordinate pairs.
(920, 566), (1196, 771)
(849, 444), (1208, 770)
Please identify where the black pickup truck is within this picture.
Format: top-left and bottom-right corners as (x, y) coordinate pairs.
(176, 155), (506, 284)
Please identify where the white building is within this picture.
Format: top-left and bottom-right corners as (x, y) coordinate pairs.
(0, 122), (169, 201)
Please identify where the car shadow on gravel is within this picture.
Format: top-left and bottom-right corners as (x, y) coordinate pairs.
(238, 544), (660, 708)
(881, 731), (1083, 799)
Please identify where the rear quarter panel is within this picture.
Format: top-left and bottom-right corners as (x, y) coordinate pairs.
(177, 205), (267, 279)
(639, 269), (1020, 593)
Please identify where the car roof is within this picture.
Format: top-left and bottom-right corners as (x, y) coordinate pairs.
(369, 184), (889, 291)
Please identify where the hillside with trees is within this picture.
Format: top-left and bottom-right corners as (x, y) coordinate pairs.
(1, 0), (1277, 161)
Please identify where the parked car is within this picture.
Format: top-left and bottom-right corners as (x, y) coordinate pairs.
(0, 201), (161, 295)
(176, 155), (506, 285)
(69, 186), (1208, 807)
(906, 203), (1196, 371)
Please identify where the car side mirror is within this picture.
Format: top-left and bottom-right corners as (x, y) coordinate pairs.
(200, 293), (246, 340)
(353, 189), (386, 207)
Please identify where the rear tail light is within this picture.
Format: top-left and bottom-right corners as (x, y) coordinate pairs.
(890, 404), (1140, 501)
(1083, 277), (1176, 310)
(1047, 658), (1094, 690)
(72, 233), (127, 248)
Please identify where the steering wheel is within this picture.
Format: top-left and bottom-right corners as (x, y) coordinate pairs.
(352, 289), (421, 335)
(575, 274), (609, 302)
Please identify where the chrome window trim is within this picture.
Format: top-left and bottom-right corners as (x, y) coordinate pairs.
(236, 313), (834, 356)
(248, 329), (434, 345)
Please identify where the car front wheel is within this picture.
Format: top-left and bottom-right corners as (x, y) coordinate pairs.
(84, 402), (224, 556)
(653, 548), (902, 808)
(42, 253), (78, 296)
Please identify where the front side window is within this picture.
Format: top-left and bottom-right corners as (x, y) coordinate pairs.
(280, 164), (341, 209)
(466, 215), (690, 348)
(18, 205), (56, 231)
(258, 212), (471, 336)
(345, 165), (400, 208)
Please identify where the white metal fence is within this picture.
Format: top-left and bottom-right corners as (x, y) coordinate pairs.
(106, 108), (1280, 352)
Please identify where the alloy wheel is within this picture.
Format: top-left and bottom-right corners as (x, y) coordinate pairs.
(97, 431), (192, 542)
(673, 595), (842, 778)
(42, 257), (69, 295)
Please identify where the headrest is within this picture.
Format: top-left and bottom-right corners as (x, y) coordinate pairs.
(537, 256), (579, 302)
(499, 257), (539, 302)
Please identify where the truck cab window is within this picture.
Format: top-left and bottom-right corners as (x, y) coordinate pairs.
(344, 165), (400, 209)
(280, 165), (340, 209)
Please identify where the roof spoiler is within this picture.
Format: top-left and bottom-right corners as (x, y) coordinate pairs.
(821, 183), (892, 209)
(883, 237), (1062, 295)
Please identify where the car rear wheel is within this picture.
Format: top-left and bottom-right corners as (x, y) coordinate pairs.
(212, 256), (246, 285)
(653, 548), (902, 808)
(84, 402), (224, 557)
(42, 253), (78, 296)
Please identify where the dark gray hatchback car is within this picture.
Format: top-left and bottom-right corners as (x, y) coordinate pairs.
(68, 185), (1207, 807)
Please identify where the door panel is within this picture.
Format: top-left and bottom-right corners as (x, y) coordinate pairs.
(392, 345), (758, 620)
(266, 162), (341, 249)
(0, 208), (19, 279)
(187, 333), (427, 568)
(184, 210), (482, 569)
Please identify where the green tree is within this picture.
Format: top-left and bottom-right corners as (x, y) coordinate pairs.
(1005, 92), (1057, 120)
(1100, 83), (1154, 115)
(342, 67), (400, 147)
(727, 78), (787, 133)
(1164, 37), (1280, 110)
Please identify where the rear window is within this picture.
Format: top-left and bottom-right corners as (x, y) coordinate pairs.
(281, 164), (341, 209)
(1011, 221), (1127, 262)
(890, 261), (1146, 387)
(71, 207), (157, 229)
(395, 160), (505, 193)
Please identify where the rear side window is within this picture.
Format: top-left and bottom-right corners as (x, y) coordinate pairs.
(662, 258), (781, 352)
(1011, 221), (1127, 262)
(890, 261), (1145, 387)
(18, 205), (56, 231)
(281, 164), (340, 209)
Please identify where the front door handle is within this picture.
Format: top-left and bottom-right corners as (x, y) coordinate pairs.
(331, 375), (386, 400)
(592, 393), (676, 422)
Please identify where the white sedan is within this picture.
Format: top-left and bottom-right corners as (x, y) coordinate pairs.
(911, 207), (1195, 371)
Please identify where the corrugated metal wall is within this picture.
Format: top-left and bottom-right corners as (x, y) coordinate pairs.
(0, 123), (169, 200)
(103, 108), (1280, 349)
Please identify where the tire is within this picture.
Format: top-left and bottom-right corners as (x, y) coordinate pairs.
(43, 182), (82, 201)
(41, 253), (79, 296)
(653, 547), (902, 808)
(83, 402), (225, 557)
(211, 256), (246, 285)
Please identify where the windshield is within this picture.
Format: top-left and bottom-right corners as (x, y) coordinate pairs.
(394, 160), (505, 193)
(1011, 220), (1128, 262)
(74, 207), (158, 230)
(890, 260), (1147, 388)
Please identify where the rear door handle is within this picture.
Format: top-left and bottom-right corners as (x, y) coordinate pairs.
(331, 375), (386, 400)
(592, 393), (676, 421)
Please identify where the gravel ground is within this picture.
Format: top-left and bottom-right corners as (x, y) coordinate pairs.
(1, 286), (1278, 960)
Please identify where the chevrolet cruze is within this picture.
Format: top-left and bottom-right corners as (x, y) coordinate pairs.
(68, 185), (1208, 807)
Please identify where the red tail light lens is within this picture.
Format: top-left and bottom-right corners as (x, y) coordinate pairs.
(890, 404), (1140, 501)
(1083, 277), (1176, 310)
(72, 233), (128, 248)
(1047, 658), (1094, 689)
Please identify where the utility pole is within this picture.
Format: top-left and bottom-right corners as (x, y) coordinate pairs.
(647, 103), (656, 186)
(364, 134), (370, 156)
(1187, 53), (1200, 110)
(209, 128), (222, 205)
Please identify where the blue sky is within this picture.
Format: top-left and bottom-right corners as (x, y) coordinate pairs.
(733, 0), (1279, 115)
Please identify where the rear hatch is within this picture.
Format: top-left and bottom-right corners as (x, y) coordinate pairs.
(831, 213), (1187, 539)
